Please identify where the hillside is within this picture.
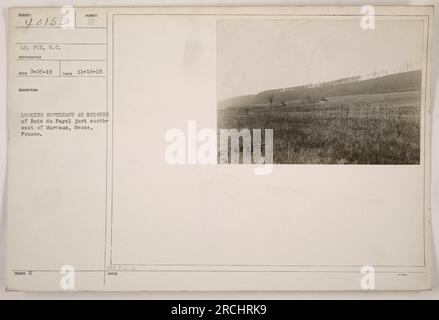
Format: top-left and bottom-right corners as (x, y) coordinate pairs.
(218, 94), (255, 109)
(220, 70), (422, 108)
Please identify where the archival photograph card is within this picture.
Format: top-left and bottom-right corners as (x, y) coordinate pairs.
(6, 5), (433, 291)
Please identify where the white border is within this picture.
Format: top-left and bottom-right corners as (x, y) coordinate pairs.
(0, 0), (437, 299)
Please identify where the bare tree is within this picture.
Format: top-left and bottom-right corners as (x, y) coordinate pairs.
(268, 94), (274, 108)
(267, 94), (275, 122)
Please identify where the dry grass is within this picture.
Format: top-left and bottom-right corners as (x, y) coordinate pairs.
(217, 92), (420, 164)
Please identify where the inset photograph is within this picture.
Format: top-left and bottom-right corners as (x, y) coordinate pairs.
(217, 19), (424, 164)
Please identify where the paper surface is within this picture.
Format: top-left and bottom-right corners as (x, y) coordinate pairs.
(6, 6), (433, 291)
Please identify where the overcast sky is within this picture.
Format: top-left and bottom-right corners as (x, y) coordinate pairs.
(218, 19), (424, 101)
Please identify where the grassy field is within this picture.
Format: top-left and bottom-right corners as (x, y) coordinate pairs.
(217, 91), (421, 164)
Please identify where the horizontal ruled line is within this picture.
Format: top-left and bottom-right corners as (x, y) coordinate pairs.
(16, 42), (107, 45)
(15, 26), (106, 29)
(16, 75), (107, 78)
(16, 59), (107, 62)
